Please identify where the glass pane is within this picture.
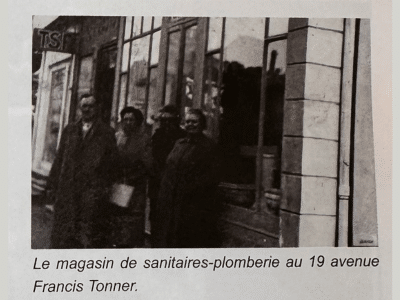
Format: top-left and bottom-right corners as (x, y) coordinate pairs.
(124, 17), (133, 40)
(77, 56), (92, 98)
(264, 39), (286, 147)
(42, 68), (66, 164)
(224, 17), (265, 67)
(132, 17), (142, 37)
(164, 31), (180, 105)
(181, 25), (198, 111)
(153, 16), (162, 28)
(268, 18), (289, 36)
(121, 42), (130, 72)
(207, 17), (223, 51)
(220, 17), (265, 184)
(127, 35), (150, 113)
(118, 74), (127, 122)
(203, 53), (220, 139)
(267, 39), (287, 74)
(146, 67), (159, 124)
(143, 16), (152, 32)
(150, 31), (161, 65)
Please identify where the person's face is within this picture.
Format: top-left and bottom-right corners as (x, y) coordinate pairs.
(184, 113), (202, 135)
(80, 96), (97, 122)
(159, 112), (178, 131)
(122, 112), (136, 134)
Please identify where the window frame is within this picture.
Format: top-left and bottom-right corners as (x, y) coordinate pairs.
(204, 17), (288, 210)
(116, 16), (162, 123)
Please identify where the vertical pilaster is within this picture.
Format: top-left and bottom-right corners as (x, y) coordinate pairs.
(279, 18), (344, 247)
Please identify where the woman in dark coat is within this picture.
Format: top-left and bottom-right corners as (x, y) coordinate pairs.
(108, 107), (152, 248)
(148, 105), (186, 243)
(153, 109), (221, 248)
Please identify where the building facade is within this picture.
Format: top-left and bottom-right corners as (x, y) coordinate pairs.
(32, 16), (377, 247)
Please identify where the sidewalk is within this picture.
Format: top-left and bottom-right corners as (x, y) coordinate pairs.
(31, 195), (151, 249)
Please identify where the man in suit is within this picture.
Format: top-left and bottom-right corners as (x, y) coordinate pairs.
(46, 94), (119, 249)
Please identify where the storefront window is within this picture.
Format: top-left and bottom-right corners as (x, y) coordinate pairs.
(203, 53), (220, 139)
(153, 16), (162, 29)
(201, 17), (288, 192)
(118, 74), (127, 120)
(207, 17), (223, 52)
(181, 25), (197, 110)
(124, 17), (133, 40)
(150, 31), (161, 65)
(147, 67), (159, 124)
(75, 56), (93, 120)
(143, 17), (152, 33)
(268, 18), (289, 36)
(127, 35), (150, 112)
(42, 68), (66, 165)
(132, 17), (142, 37)
(219, 17), (265, 184)
(121, 43), (130, 72)
(77, 56), (93, 99)
(165, 30), (180, 105)
(118, 16), (162, 123)
(264, 40), (286, 147)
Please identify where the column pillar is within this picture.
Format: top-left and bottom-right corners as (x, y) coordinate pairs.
(279, 18), (344, 247)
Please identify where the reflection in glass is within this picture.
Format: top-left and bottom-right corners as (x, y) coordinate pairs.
(132, 17), (142, 37)
(118, 74), (127, 120)
(42, 68), (66, 164)
(77, 56), (93, 98)
(127, 36), (150, 113)
(146, 67), (159, 124)
(164, 31), (180, 105)
(121, 42), (130, 72)
(124, 17), (133, 40)
(207, 17), (223, 52)
(203, 53), (220, 139)
(219, 17), (265, 184)
(153, 16), (162, 28)
(224, 17), (265, 67)
(268, 18), (289, 36)
(150, 31), (161, 65)
(264, 40), (286, 147)
(181, 25), (198, 110)
(143, 16), (152, 32)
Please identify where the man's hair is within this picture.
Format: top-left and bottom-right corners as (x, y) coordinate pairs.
(186, 108), (207, 130)
(120, 106), (144, 125)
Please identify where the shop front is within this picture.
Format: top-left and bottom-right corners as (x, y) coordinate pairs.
(32, 16), (377, 247)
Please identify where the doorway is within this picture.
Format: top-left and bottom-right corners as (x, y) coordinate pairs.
(95, 45), (117, 123)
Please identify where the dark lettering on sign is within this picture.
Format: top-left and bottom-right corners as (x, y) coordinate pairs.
(48, 32), (62, 49)
(33, 28), (75, 53)
(38, 30), (50, 48)
(38, 30), (63, 50)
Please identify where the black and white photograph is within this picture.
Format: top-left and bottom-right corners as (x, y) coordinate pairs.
(31, 16), (379, 249)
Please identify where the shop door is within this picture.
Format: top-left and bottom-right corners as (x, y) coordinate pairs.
(95, 46), (117, 123)
(163, 19), (199, 118)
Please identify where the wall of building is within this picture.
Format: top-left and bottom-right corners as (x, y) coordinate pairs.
(279, 19), (344, 247)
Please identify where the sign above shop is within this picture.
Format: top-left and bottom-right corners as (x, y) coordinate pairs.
(32, 29), (77, 53)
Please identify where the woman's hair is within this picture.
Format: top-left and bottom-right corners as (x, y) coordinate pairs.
(186, 108), (207, 130)
(160, 104), (180, 118)
(120, 106), (144, 125)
